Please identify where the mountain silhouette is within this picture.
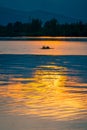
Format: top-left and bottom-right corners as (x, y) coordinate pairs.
(0, 6), (79, 25)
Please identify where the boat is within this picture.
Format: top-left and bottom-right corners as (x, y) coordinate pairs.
(41, 46), (53, 49)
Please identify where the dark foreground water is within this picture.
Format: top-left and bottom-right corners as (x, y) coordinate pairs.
(0, 55), (87, 130)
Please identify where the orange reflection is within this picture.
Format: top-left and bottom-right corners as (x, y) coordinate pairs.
(0, 65), (87, 121)
(1, 40), (87, 55)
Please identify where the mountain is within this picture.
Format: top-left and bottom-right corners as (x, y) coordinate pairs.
(0, 6), (29, 25)
(28, 10), (79, 23)
(0, 6), (79, 25)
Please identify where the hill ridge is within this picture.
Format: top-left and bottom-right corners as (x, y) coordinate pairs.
(0, 6), (80, 25)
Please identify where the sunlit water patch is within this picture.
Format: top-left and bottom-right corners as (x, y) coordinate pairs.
(0, 40), (87, 55)
(0, 55), (87, 121)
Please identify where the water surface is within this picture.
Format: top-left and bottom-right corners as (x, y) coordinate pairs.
(0, 55), (87, 121)
(0, 39), (87, 55)
(0, 38), (87, 130)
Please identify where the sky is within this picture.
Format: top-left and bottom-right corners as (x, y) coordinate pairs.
(0, 0), (87, 21)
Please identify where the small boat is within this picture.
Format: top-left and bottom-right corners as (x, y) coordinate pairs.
(41, 46), (53, 49)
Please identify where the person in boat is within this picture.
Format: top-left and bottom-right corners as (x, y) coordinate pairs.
(41, 46), (50, 49)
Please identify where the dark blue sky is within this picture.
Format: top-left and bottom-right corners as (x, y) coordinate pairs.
(0, 0), (87, 21)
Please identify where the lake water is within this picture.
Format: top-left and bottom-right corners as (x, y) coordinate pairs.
(0, 38), (87, 55)
(0, 38), (87, 130)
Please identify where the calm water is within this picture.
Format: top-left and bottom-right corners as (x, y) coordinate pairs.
(0, 54), (87, 120)
(0, 39), (87, 55)
(0, 39), (87, 129)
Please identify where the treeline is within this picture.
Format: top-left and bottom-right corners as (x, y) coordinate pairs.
(0, 18), (87, 37)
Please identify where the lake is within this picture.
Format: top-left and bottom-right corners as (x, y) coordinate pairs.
(0, 38), (87, 130)
(0, 37), (87, 55)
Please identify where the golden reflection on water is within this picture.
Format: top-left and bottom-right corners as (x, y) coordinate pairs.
(0, 65), (87, 121)
(0, 40), (87, 55)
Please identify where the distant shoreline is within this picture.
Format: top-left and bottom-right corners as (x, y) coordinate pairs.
(0, 36), (87, 41)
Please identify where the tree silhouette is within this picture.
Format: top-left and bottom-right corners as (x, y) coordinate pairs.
(13, 21), (23, 36)
(0, 18), (87, 37)
(43, 18), (58, 36)
(29, 19), (42, 36)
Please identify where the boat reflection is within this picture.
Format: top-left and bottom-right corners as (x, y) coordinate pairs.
(0, 64), (87, 121)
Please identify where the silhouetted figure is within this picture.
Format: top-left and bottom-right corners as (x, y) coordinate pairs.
(41, 46), (51, 49)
